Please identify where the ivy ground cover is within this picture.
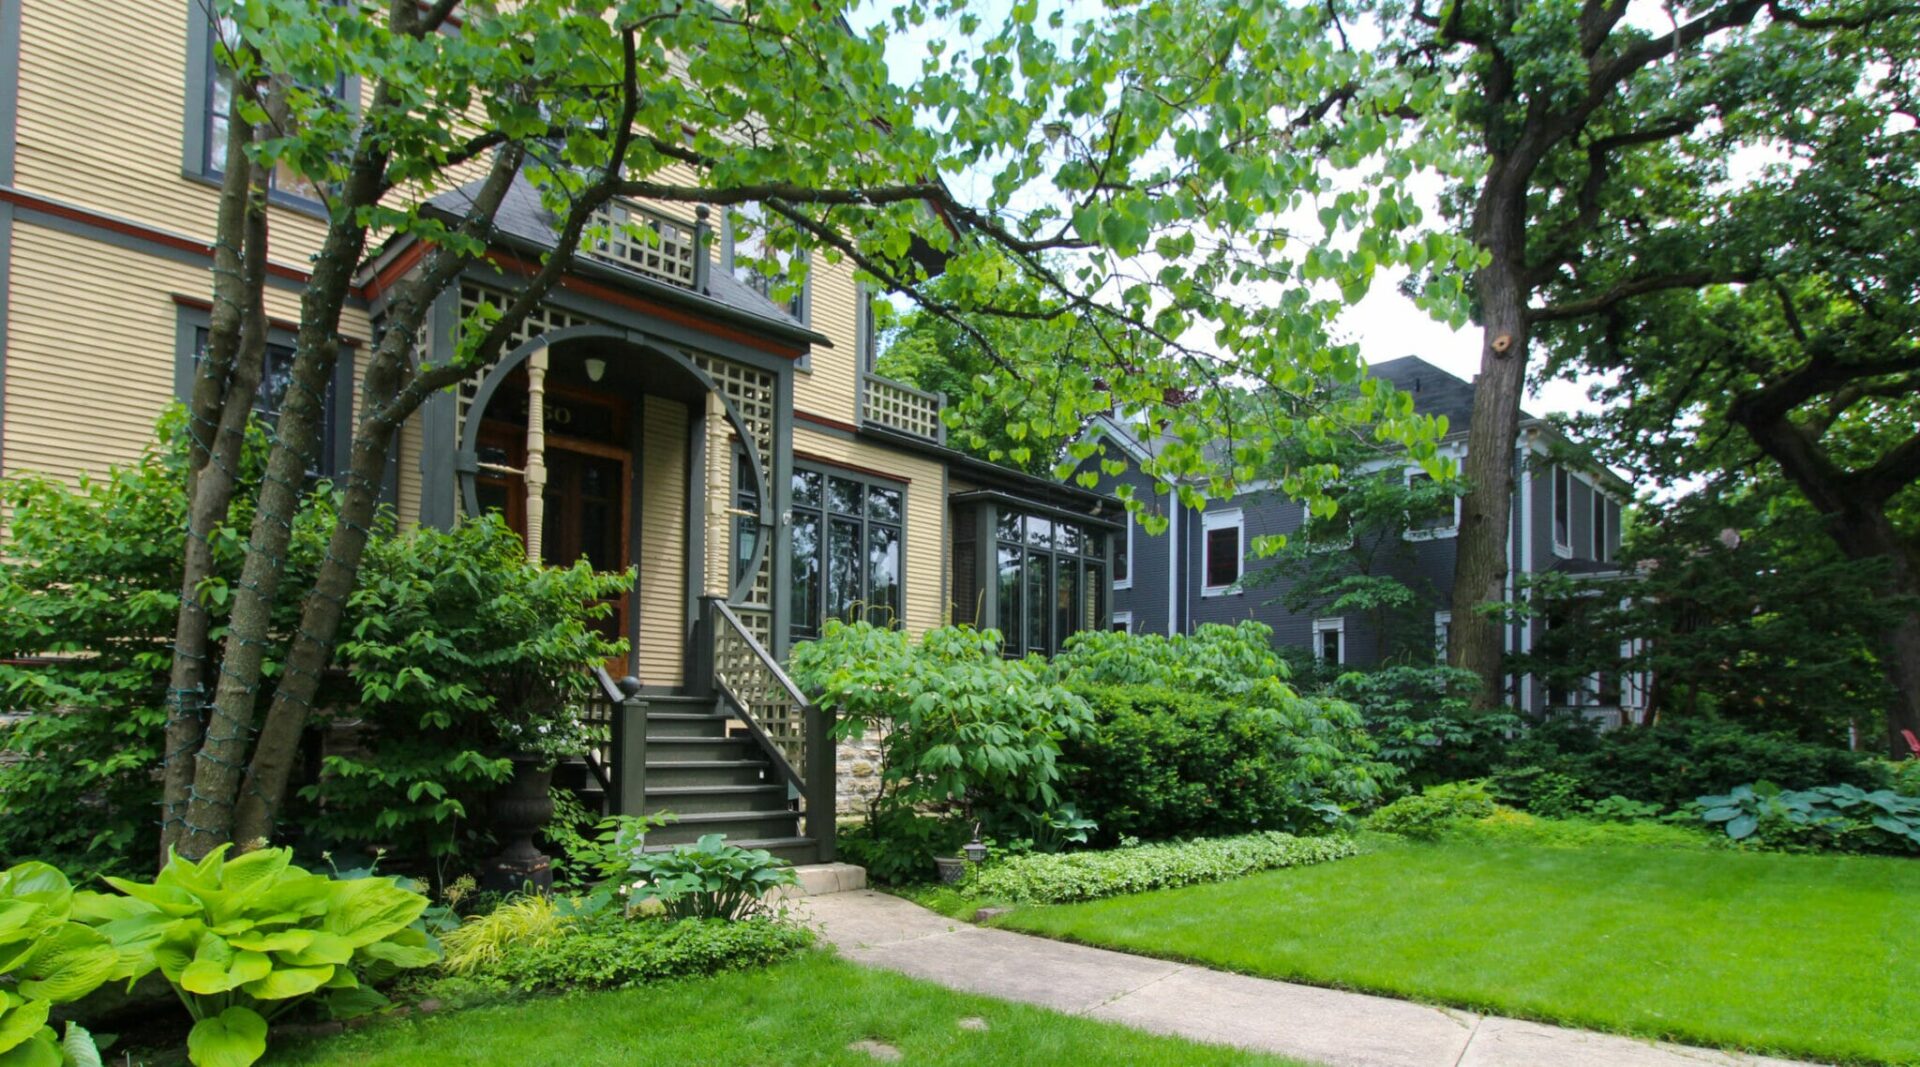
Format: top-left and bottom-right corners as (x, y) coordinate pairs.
(268, 952), (1302, 1066)
(996, 839), (1918, 1066)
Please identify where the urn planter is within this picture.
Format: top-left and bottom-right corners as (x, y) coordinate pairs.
(483, 754), (555, 894)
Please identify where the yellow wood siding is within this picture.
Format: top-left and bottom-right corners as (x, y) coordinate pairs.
(793, 425), (946, 638)
(2, 220), (369, 485)
(639, 395), (689, 687)
(792, 254), (861, 425)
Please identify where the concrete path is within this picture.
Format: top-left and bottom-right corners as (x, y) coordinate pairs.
(803, 890), (1819, 1067)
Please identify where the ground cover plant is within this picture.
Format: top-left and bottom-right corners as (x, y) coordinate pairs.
(997, 837), (1919, 1065)
(966, 832), (1360, 905)
(265, 953), (1305, 1067)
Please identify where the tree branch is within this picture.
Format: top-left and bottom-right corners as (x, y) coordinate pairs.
(1530, 270), (1745, 323)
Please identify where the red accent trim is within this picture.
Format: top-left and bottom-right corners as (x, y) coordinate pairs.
(485, 250), (806, 359)
(0, 187), (318, 289)
(169, 294), (362, 348)
(795, 409), (861, 435)
(365, 240), (429, 298)
(794, 449), (912, 486)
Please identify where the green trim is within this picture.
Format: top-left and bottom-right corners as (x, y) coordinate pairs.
(0, 0), (21, 185)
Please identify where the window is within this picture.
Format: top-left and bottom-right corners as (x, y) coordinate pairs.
(725, 205), (808, 321)
(188, 325), (339, 478)
(1406, 470), (1458, 536)
(1114, 512), (1132, 589)
(788, 466), (902, 640)
(734, 452), (761, 585)
(1111, 611), (1133, 633)
(1313, 617), (1344, 665)
(192, 12), (345, 208)
(1434, 610), (1452, 662)
(1552, 465), (1572, 553)
(991, 509), (1107, 657)
(1202, 509), (1242, 594)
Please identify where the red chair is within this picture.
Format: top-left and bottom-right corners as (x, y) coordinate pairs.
(1903, 729), (1920, 759)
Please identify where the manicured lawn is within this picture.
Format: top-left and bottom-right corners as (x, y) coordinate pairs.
(997, 839), (1919, 1065)
(268, 951), (1301, 1066)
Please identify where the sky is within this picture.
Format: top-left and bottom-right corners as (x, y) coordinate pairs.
(852, 0), (1604, 422)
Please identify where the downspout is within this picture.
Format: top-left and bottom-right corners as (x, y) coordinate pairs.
(1518, 435), (1535, 713)
(1166, 484), (1180, 636)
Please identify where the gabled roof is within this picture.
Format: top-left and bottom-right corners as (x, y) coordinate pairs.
(388, 176), (829, 347)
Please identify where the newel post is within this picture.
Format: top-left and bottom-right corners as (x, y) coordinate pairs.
(615, 674), (648, 815)
(804, 701), (837, 861)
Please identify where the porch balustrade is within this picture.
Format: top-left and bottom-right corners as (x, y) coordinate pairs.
(860, 372), (945, 443)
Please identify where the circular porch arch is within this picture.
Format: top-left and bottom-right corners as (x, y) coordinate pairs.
(454, 323), (774, 605)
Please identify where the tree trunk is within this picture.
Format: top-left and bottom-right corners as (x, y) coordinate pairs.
(1825, 510), (1920, 758)
(1450, 173), (1531, 709)
(159, 80), (270, 862)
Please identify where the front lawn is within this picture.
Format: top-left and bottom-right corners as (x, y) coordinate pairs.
(995, 838), (1918, 1065)
(267, 952), (1301, 1066)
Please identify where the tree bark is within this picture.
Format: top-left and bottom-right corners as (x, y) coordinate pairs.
(159, 74), (271, 862)
(1450, 162), (1532, 709)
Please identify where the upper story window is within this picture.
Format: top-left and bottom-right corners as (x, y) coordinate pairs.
(187, 324), (340, 479)
(1405, 470), (1459, 536)
(789, 466), (902, 641)
(193, 13), (346, 209)
(1552, 465), (1572, 554)
(725, 205), (808, 322)
(1202, 509), (1243, 595)
(1113, 511), (1133, 589)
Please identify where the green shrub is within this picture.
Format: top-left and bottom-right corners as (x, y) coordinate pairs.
(439, 895), (571, 977)
(483, 913), (812, 992)
(1332, 666), (1522, 788)
(1498, 717), (1884, 811)
(629, 834), (797, 920)
(1488, 765), (1587, 818)
(1449, 810), (1722, 851)
(966, 831), (1361, 905)
(1363, 781), (1496, 838)
(835, 809), (968, 885)
(790, 621), (1095, 859)
(1064, 684), (1381, 843)
(304, 515), (631, 875)
(0, 862), (123, 1066)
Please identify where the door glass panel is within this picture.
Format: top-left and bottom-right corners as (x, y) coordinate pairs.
(996, 509), (1022, 542)
(868, 486), (903, 523)
(1025, 552), (1050, 657)
(996, 545), (1022, 654)
(867, 524), (901, 625)
(828, 477), (863, 516)
(827, 516), (863, 623)
(1056, 558), (1079, 654)
(792, 469), (822, 507)
(1025, 515), (1054, 550)
(790, 512), (821, 638)
(1055, 522), (1083, 555)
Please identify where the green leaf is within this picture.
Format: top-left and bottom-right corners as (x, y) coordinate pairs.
(0, 998), (51, 1057)
(14, 924), (117, 1004)
(186, 1007), (268, 1067)
(0, 1032), (61, 1067)
(241, 964), (335, 1001)
(1726, 814), (1759, 840)
(324, 985), (389, 1020)
(60, 1023), (103, 1067)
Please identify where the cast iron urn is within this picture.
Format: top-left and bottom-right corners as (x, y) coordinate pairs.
(483, 755), (555, 894)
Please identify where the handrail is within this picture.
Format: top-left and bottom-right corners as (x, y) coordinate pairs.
(706, 597), (809, 789)
(575, 664), (622, 797)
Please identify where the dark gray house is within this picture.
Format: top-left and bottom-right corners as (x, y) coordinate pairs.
(1083, 356), (1645, 721)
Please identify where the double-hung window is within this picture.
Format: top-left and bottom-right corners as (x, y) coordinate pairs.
(186, 323), (341, 479)
(1552, 465), (1572, 554)
(191, 13), (346, 209)
(1592, 496), (1612, 563)
(1313, 617), (1345, 665)
(1406, 470), (1459, 536)
(1202, 509), (1243, 595)
(1113, 511), (1132, 589)
(789, 467), (902, 640)
(725, 205), (809, 322)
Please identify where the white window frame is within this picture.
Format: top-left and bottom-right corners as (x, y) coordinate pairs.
(1403, 468), (1461, 540)
(1434, 610), (1452, 661)
(1111, 610), (1133, 633)
(1313, 617), (1345, 665)
(1114, 511), (1134, 590)
(1201, 508), (1244, 597)
(1551, 465), (1574, 558)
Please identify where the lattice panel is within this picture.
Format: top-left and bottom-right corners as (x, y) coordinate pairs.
(714, 614), (805, 775)
(862, 374), (943, 441)
(696, 354), (777, 607)
(454, 284), (597, 458)
(587, 201), (697, 288)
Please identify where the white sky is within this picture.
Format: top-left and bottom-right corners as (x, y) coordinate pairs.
(854, 0), (1603, 421)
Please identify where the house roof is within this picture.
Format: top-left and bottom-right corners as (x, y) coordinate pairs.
(1368, 354), (1537, 430)
(402, 176), (830, 347)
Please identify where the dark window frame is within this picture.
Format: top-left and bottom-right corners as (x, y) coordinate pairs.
(175, 306), (351, 479)
(991, 507), (1107, 658)
(722, 207), (811, 324)
(788, 462), (904, 641)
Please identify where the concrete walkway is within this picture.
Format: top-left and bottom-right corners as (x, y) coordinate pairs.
(803, 890), (1819, 1067)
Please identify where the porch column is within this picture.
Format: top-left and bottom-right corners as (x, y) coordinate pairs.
(524, 345), (549, 562)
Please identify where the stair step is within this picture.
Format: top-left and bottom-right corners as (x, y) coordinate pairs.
(637, 693), (721, 709)
(649, 810), (801, 845)
(643, 760), (773, 788)
(645, 736), (760, 762)
(642, 784), (789, 815)
(642, 835), (820, 866)
(644, 712), (730, 739)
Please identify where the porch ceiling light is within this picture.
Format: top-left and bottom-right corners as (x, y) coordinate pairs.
(585, 357), (608, 382)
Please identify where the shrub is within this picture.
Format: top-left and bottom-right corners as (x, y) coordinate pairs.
(1363, 781), (1496, 838)
(790, 621), (1095, 856)
(1498, 717), (1884, 811)
(1, 862), (121, 1066)
(483, 913), (812, 992)
(1064, 684), (1379, 843)
(1333, 666), (1522, 787)
(628, 834), (797, 921)
(835, 809), (968, 885)
(1449, 810), (1722, 851)
(1488, 765), (1587, 818)
(1055, 624), (1393, 832)
(965, 831), (1361, 905)
(295, 514), (630, 878)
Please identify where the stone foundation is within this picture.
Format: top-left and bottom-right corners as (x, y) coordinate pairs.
(835, 728), (885, 815)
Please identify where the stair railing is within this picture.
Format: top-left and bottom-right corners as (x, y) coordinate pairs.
(576, 665), (625, 799)
(704, 596), (837, 857)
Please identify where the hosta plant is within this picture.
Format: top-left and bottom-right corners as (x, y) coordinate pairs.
(86, 846), (441, 1067)
(628, 835), (796, 921)
(1698, 781), (1920, 853)
(0, 862), (119, 1067)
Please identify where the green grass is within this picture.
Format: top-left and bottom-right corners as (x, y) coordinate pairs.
(266, 952), (1303, 1066)
(997, 838), (1919, 1065)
